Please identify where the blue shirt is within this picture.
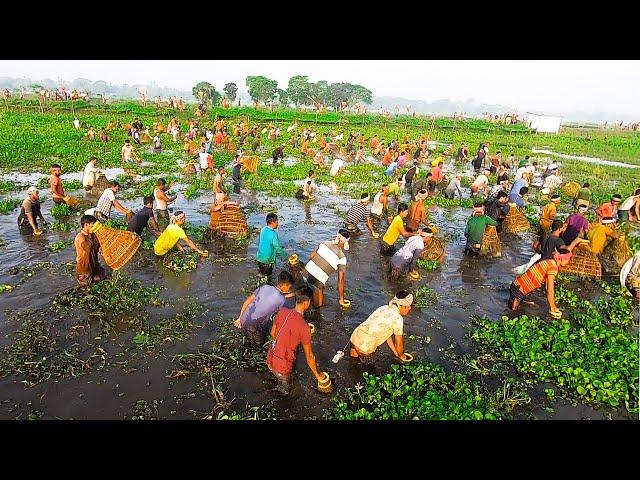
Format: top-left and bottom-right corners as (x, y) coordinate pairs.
(240, 284), (285, 330)
(256, 226), (287, 264)
(385, 162), (398, 176)
(511, 178), (528, 196)
(508, 192), (526, 208)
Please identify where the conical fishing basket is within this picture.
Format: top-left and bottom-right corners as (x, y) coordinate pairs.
(91, 221), (142, 270)
(182, 163), (197, 175)
(209, 206), (248, 237)
(480, 225), (502, 257)
(562, 181), (580, 198)
(420, 237), (445, 262)
(63, 195), (80, 208)
(93, 174), (110, 198)
(560, 243), (602, 279)
(239, 156), (259, 174)
(601, 235), (632, 269)
(503, 207), (530, 234)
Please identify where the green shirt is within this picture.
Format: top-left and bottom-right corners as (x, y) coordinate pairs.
(576, 187), (591, 201)
(465, 215), (498, 245)
(388, 182), (400, 196)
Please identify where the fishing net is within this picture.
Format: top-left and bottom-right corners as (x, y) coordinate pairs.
(503, 206), (531, 234)
(601, 235), (632, 269)
(91, 221), (141, 270)
(480, 225), (502, 257)
(420, 237), (445, 262)
(209, 205), (248, 237)
(562, 181), (580, 198)
(560, 243), (602, 279)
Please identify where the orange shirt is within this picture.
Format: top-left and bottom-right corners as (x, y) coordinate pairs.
(382, 150), (392, 166)
(515, 259), (558, 295)
(431, 166), (444, 182)
(370, 138), (379, 149)
(597, 201), (616, 219)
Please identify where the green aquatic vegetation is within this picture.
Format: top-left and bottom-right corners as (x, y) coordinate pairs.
(9, 261), (54, 281)
(329, 362), (505, 420)
(103, 218), (129, 230)
(1, 284), (15, 293)
(132, 399), (160, 420)
(0, 198), (21, 214)
(423, 195), (474, 209)
(48, 220), (75, 232)
(0, 179), (23, 193)
(470, 284), (639, 414)
(161, 252), (199, 273)
(134, 301), (203, 351)
(417, 259), (440, 271)
(48, 239), (73, 252)
(50, 202), (73, 218)
(414, 285), (439, 307)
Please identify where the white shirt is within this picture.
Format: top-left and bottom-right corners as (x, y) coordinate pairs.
(330, 158), (344, 177)
(83, 162), (98, 188)
(154, 187), (168, 210)
(73, 119), (80, 129)
(472, 174), (489, 189)
(96, 188), (116, 217)
(619, 195), (638, 211)
(371, 191), (385, 216)
(199, 152), (210, 170)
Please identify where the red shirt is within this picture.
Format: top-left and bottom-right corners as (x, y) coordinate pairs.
(431, 166), (443, 182)
(267, 307), (311, 375)
(597, 201), (616, 218)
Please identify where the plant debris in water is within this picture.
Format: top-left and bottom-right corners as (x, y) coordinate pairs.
(414, 285), (439, 307)
(417, 259), (440, 271)
(161, 252), (199, 273)
(134, 301), (203, 351)
(48, 239), (74, 252)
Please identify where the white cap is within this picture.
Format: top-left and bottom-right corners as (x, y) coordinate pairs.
(27, 186), (38, 195)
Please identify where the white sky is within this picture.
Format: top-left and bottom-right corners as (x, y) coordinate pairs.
(1, 60), (639, 117)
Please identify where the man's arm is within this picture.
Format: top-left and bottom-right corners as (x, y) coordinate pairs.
(272, 232), (288, 260)
(26, 212), (39, 232)
(487, 216), (498, 226)
(337, 270), (346, 303)
(112, 199), (131, 216)
(302, 343), (323, 381)
(234, 293), (256, 328)
(180, 236), (205, 255)
(393, 333), (405, 359)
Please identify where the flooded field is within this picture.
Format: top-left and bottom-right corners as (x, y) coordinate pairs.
(0, 158), (635, 420)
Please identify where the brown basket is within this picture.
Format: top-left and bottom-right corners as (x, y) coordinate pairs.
(239, 156), (259, 174)
(63, 195), (80, 208)
(91, 221), (142, 270)
(480, 225), (502, 257)
(92, 173), (110, 198)
(560, 244), (602, 279)
(562, 181), (580, 198)
(209, 205), (248, 237)
(503, 207), (531, 234)
(183, 163), (197, 175)
(420, 237), (445, 262)
(601, 235), (632, 269)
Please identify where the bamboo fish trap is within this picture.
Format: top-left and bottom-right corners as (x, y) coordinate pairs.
(601, 235), (632, 269)
(209, 205), (248, 237)
(560, 243), (602, 279)
(480, 225), (502, 257)
(91, 221), (142, 270)
(420, 237), (445, 262)
(562, 181), (580, 198)
(182, 162), (197, 175)
(92, 173), (110, 198)
(239, 156), (259, 174)
(502, 206), (531, 234)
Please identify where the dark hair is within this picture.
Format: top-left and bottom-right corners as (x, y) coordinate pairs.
(157, 178), (166, 186)
(143, 196), (153, 206)
(360, 192), (369, 200)
(125, 139), (130, 143)
(277, 270), (294, 286)
(295, 286), (313, 305)
(51, 163), (61, 169)
(635, 188), (640, 195)
(557, 247), (571, 255)
(306, 180), (311, 185)
(308, 170), (314, 176)
(406, 225), (417, 233)
(474, 201), (484, 208)
(525, 155), (530, 160)
(496, 151), (502, 155)
(398, 202), (409, 213)
(338, 228), (351, 239)
(612, 194), (622, 200)
(110, 181), (120, 188)
(80, 214), (96, 227)
(583, 183), (590, 188)
(396, 290), (409, 299)
(90, 156), (98, 161)
(426, 172), (432, 178)
(266, 213), (278, 225)
(497, 191), (508, 199)
(551, 219), (564, 231)
(532, 162), (538, 166)
(421, 227), (433, 234)
(519, 187), (529, 195)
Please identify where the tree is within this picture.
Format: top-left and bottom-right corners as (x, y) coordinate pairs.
(246, 76), (278, 105)
(192, 82), (220, 106)
(276, 89), (290, 107)
(223, 82), (238, 102)
(287, 75), (313, 107)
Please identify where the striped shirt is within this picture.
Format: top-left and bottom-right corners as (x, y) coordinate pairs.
(304, 241), (346, 285)
(96, 188), (115, 217)
(345, 201), (370, 227)
(514, 259), (558, 295)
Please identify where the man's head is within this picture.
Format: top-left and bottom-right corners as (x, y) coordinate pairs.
(360, 192), (370, 205)
(336, 229), (351, 250)
(381, 184), (389, 194)
(90, 156), (98, 165)
(143, 195), (153, 208)
(218, 167), (226, 177)
(553, 247), (573, 267)
(419, 227), (433, 244)
(582, 183), (590, 188)
(426, 172), (433, 179)
(415, 189), (428, 201)
(308, 170), (315, 178)
(276, 270), (294, 294)
(27, 186), (39, 200)
(80, 214), (97, 232)
(612, 194), (622, 204)
(497, 191), (509, 203)
(295, 286), (313, 313)
(551, 194), (561, 203)
(473, 201), (485, 216)
(519, 187), (529, 196)
(170, 211), (186, 226)
(51, 163), (62, 176)
(125, 140), (130, 145)
(390, 290), (413, 316)
(398, 202), (409, 218)
(551, 219), (564, 233)
(109, 181), (121, 192)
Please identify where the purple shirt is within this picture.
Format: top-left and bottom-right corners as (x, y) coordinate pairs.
(240, 284), (285, 331)
(561, 213), (589, 245)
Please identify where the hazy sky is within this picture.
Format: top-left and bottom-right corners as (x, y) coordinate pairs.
(1, 60), (638, 116)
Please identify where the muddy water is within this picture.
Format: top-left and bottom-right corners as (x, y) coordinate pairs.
(0, 172), (631, 420)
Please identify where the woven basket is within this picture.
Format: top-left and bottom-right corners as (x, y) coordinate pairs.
(183, 163), (197, 175)
(480, 225), (502, 257)
(561, 243), (602, 279)
(562, 181), (580, 198)
(420, 237), (445, 262)
(91, 221), (141, 270)
(601, 235), (632, 269)
(63, 195), (80, 208)
(503, 207), (531, 234)
(209, 206), (248, 237)
(239, 156), (259, 174)
(92, 174), (110, 198)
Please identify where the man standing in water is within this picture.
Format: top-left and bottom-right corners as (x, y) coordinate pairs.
(74, 214), (106, 286)
(82, 156), (101, 192)
(266, 287), (325, 394)
(344, 193), (378, 237)
(154, 178), (177, 228)
(231, 155), (242, 194)
(256, 213), (288, 276)
(17, 187), (47, 234)
(213, 166), (227, 195)
(303, 229), (350, 308)
(49, 163), (66, 205)
(464, 202), (498, 257)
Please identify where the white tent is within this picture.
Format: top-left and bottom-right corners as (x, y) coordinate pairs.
(527, 113), (563, 133)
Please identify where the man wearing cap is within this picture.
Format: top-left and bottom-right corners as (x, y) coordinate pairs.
(508, 248), (573, 318)
(540, 194), (562, 231)
(303, 229), (350, 308)
(256, 213), (288, 276)
(464, 202), (498, 257)
(18, 187), (47, 235)
(560, 203), (591, 245)
(596, 194), (622, 220)
(349, 291), (412, 364)
(344, 193), (378, 237)
(389, 227), (433, 281)
(587, 216), (619, 255)
(74, 214), (106, 286)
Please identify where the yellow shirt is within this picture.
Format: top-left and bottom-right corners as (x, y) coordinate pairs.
(383, 215), (404, 246)
(540, 202), (557, 230)
(350, 305), (404, 355)
(587, 224), (614, 255)
(154, 224), (187, 256)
